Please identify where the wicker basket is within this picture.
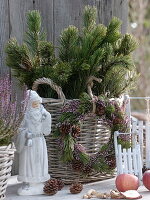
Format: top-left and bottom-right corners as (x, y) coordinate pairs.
(32, 77), (115, 184)
(0, 144), (15, 199)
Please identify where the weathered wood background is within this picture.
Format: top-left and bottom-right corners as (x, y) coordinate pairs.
(0, 0), (128, 174)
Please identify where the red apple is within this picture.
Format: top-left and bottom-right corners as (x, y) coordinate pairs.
(143, 170), (150, 190)
(115, 174), (139, 192)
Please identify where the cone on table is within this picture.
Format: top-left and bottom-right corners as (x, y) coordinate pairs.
(70, 181), (83, 194)
(43, 179), (58, 195)
(57, 179), (64, 191)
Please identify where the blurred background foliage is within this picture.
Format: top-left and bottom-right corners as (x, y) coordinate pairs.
(129, 0), (150, 112)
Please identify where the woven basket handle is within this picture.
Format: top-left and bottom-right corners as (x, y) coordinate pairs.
(32, 77), (66, 104)
(86, 76), (102, 113)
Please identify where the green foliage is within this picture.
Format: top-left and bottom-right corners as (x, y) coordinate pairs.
(5, 7), (137, 99)
(93, 157), (110, 173)
(105, 17), (122, 43)
(78, 93), (92, 114)
(25, 10), (46, 56)
(59, 112), (77, 124)
(0, 124), (12, 146)
(79, 152), (90, 164)
(62, 135), (75, 162)
(59, 26), (79, 62)
(105, 104), (115, 117)
(58, 7), (137, 98)
(83, 6), (97, 32)
(118, 138), (131, 149)
(5, 10), (56, 97)
(53, 128), (61, 138)
(51, 62), (72, 85)
(98, 66), (137, 98)
(117, 34), (138, 55)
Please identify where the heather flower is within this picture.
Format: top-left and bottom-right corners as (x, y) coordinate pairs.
(95, 100), (106, 116)
(0, 75), (27, 145)
(74, 143), (86, 153)
(73, 143), (87, 161)
(112, 101), (122, 112)
(77, 114), (85, 121)
(61, 100), (80, 113)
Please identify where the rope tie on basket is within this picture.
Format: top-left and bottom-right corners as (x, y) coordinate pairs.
(86, 76), (102, 113)
(32, 77), (66, 104)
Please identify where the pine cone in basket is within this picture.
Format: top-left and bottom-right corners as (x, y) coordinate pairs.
(70, 182), (83, 194)
(105, 155), (116, 169)
(43, 179), (58, 195)
(95, 103), (105, 116)
(71, 159), (84, 172)
(82, 165), (92, 174)
(71, 125), (80, 138)
(60, 122), (72, 135)
(57, 179), (64, 191)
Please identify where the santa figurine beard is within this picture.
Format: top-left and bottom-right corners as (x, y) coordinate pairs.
(14, 90), (51, 195)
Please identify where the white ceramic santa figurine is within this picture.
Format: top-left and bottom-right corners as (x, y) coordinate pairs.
(14, 90), (51, 195)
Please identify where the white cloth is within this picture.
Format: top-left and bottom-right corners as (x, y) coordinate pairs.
(14, 90), (51, 183)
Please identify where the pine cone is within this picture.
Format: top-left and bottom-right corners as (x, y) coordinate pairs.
(95, 105), (105, 116)
(70, 182), (83, 194)
(71, 125), (80, 138)
(43, 179), (58, 195)
(71, 159), (84, 172)
(57, 179), (64, 191)
(113, 117), (124, 125)
(106, 156), (116, 169)
(60, 122), (71, 135)
(82, 165), (92, 174)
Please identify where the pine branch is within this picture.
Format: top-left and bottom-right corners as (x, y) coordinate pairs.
(59, 25), (79, 62)
(104, 17), (122, 43)
(99, 68), (137, 98)
(89, 24), (107, 51)
(5, 10), (56, 97)
(117, 34), (138, 55)
(103, 55), (135, 74)
(5, 38), (32, 71)
(62, 135), (75, 162)
(25, 10), (46, 59)
(51, 62), (72, 85)
(83, 6), (97, 33)
(39, 41), (55, 66)
(107, 17), (122, 32)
